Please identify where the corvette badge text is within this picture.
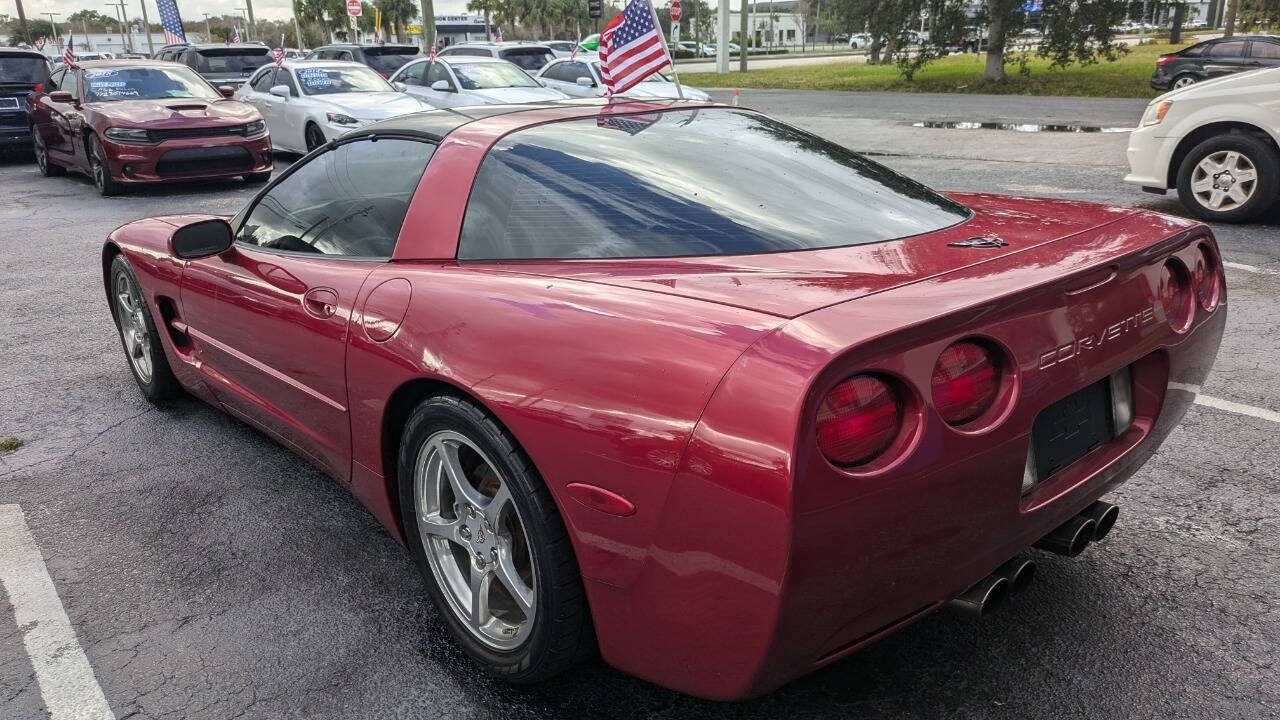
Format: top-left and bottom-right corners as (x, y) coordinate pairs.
(1038, 307), (1158, 370)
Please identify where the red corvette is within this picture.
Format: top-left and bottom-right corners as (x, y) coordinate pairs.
(101, 100), (1225, 699)
(30, 60), (273, 196)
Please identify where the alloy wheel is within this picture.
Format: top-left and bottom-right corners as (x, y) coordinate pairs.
(34, 135), (47, 173)
(1173, 76), (1197, 89)
(414, 430), (536, 651)
(91, 142), (106, 192)
(1190, 150), (1257, 212)
(114, 272), (153, 384)
(305, 125), (325, 152)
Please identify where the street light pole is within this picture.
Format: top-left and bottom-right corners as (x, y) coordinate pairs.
(236, 8), (249, 40)
(42, 12), (60, 47)
(13, 0), (31, 46)
(105, 2), (127, 53)
(203, 13), (212, 41)
(243, 0), (256, 40)
(138, 0), (154, 55)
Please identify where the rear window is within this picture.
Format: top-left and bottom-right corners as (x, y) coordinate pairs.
(459, 109), (970, 260)
(0, 55), (49, 84)
(195, 48), (270, 73)
(364, 47), (419, 73)
(498, 47), (554, 70)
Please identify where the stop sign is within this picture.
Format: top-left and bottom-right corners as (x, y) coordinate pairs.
(670, 0), (682, 22)
(347, 0), (362, 16)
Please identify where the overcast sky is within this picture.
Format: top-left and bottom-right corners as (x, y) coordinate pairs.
(15, 0), (477, 26)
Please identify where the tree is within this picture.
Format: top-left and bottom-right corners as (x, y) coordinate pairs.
(467, 0), (496, 40)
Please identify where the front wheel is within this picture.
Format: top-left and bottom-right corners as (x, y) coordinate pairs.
(88, 134), (123, 196)
(398, 395), (594, 683)
(1176, 133), (1279, 223)
(109, 254), (181, 403)
(304, 123), (326, 152)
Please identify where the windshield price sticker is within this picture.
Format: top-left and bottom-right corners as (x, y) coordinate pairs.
(84, 69), (118, 78)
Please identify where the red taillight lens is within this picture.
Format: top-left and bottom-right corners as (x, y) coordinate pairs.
(931, 341), (1000, 426)
(816, 375), (901, 466)
(1160, 260), (1193, 330)
(1156, 54), (1174, 67)
(1193, 244), (1221, 311)
(33, 82), (43, 93)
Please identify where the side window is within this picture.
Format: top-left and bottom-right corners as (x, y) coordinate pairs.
(426, 61), (453, 89)
(236, 137), (436, 258)
(1208, 40), (1245, 58)
(58, 70), (80, 99)
(399, 61), (426, 85)
(48, 69), (64, 90)
(542, 62), (568, 82)
(280, 71), (299, 96)
(565, 61), (593, 84)
(339, 51), (354, 61)
(250, 68), (275, 91)
(1250, 41), (1280, 59)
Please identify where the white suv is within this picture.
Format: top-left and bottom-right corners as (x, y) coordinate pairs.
(436, 42), (556, 73)
(1125, 66), (1280, 222)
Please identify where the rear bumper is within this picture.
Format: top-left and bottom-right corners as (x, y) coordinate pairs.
(100, 134), (273, 183)
(584, 220), (1226, 700)
(0, 124), (32, 146)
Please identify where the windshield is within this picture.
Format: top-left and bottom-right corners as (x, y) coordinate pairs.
(83, 66), (220, 102)
(296, 66), (392, 94)
(498, 47), (554, 71)
(452, 62), (539, 90)
(0, 56), (49, 84)
(460, 109), (970, 260)
(196, 48), (270, 74)
(364, 48), (419, 73)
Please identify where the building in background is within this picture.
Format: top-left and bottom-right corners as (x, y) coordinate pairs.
(721, 1), (806, 49)
(403, 15), (493, 48)
(25, 32), (208, 59)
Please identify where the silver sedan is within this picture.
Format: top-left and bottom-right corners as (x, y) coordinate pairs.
(535, 53), (712, 101)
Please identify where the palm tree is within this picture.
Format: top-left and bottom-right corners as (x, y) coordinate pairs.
(467, 0), (494, 40)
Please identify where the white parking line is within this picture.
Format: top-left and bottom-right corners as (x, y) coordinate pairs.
(0, 505), (114, 720)
(1224, 261), (1278, 276)
(1168, 383), (1280, 425)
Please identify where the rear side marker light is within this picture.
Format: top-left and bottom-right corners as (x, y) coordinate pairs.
(816, 374), (902, 466)
(931, 341), (1000, 426)
(1159, 259), (1194, 332)
(1193, 244), (1221, 311)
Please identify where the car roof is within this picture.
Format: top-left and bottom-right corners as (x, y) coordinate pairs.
(71, 59), (185, 69)
(0, 47), (48, 58)
(547, 53), (599, 62)
(453, 41), (552, 49)
(280, 59), (368, 68)
(436, 55), (510, 64)
(315, 43), (419, 50)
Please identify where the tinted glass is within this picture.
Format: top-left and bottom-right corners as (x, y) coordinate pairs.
(296, 65), (391, 94)
(398, 60), (426, 84)
(250, 67), (275, 91)
(83, 66), (219, 102)
(452, 62), (539, 88)
(560, 61), (594, 83)
(237, 137), (435, 257)
(1250, 41), (1280, 59)
(499, 47), (554, 70)
(426, 61), (452, 88)
(363, 48), (419, 73)
(460, 109), (969, 260)
(0, 55), (48, 84)
(443, 48), (491, 57)
(196, 48), (270, 73)
(57, 70), (79, 99)
(1208, 40), (1245, 58)
(1180, 43), (1206, 57)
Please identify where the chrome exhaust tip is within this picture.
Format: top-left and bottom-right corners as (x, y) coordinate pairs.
(1034, 516), (1097, 557)
(948, 575), (1010, 617)
(993, 557), (1036, 592)
(1079, 501), (1120, 541)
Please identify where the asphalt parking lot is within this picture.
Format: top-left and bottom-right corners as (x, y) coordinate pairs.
(1, 92), (1277, 720)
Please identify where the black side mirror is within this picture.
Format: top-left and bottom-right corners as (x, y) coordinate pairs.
(172, 218), (234, 259)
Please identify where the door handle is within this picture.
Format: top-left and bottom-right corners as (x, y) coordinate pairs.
(302, 287), (339, 318)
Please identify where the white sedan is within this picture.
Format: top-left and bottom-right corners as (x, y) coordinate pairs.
(535, 54), (712, 101)
(235, 60), (435, 153)
(1125, 66), (1280, 223)
(389, 56), (570, 108)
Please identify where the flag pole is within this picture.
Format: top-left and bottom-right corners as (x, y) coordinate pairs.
(649, 0), (683, 99)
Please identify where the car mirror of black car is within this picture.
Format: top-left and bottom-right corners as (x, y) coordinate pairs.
(269, 85), (291, 99)
(171, 219), (234, 259)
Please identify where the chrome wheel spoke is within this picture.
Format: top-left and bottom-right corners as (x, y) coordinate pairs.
(436, 439), (488, 508)
(469, 565), (493, 629)
(484, 482), (512, 527)
(1227, 185), (1250, 205)
(418, 513), (463, 545)
(1208, 188), (1227, 209)
(495, 546), (535, 617)
(1191, 176), (1214, 193)
(1233, 168), (1257, 184)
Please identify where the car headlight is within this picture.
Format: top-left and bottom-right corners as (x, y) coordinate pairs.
(326, 112), (360, 126)
(104, 127), (153, 144)
(1141, 100), (1173, 127)
(244, 120), (267, 137)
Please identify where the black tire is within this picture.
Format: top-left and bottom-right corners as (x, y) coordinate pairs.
(304, 123), (326, 152)
(33, 130), (65, 177)
(398, 395), (594, 683)
(88, 134), (123, 197)
(242, 171), (272, 183)
(109, 254), (181, 403)
(1176, 133), (1279, 223)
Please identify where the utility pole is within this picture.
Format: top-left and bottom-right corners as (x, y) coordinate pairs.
(715, 0), (728, 71)
(138, 0), (154, 55)
(294, 14), (304, 49)
(203, 12), (212, 41)
(14, 0), (31, 45)
(83, 17), (92, 49)
(419, 0), (437, 50)
(244, 0), (256, 40)
(42, 12), (60, 46)
(738, 0), (746, 70)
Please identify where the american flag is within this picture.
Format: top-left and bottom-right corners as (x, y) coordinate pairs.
(274, 34), (285, 66)
(597, 111), (661, 135)
(599, 0), (671, 96)
(428, 45), (436, 61)
(156, 0), (186, 45)
(493, 27), (502, 42)
(63, 34), (74, 67)
(232, 28), (241, 44)
(570, 35), (580, 60)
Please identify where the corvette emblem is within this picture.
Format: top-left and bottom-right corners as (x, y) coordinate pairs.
(948, 234), (1008, 248)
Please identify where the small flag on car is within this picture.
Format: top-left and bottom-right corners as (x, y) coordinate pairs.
(232, 28), (241, 44)
(63, 34), (75, 67)
(599, 0), (673, 97)
(570, 35), (580, 61)
(428, 45), (436, 62)
(274, 34), (285, 66)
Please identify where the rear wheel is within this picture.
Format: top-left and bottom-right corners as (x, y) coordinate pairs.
(304, 123), (326, 152)
(398, 395), (594, 682)
(109, 254), (181, 403)
(33, 130), (65, 177)
(1176, 133), (1279, 223)
(1171, 74), (1198, 89)
(88, 135), (122, 197)
(242, 171), (272, 183)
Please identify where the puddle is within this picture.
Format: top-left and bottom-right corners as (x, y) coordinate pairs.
(908, 121), (1133, 133)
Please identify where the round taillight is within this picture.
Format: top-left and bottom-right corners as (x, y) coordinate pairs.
(816, 374), (902, 466)
(1160, 260), (1193, 331)
(1193, 245), (1220, 311)
(931, 341), (1000, 426)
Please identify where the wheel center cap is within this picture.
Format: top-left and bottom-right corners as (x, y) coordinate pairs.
(465, 513), (495, 555)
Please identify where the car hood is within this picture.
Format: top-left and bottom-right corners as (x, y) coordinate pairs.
(466, 86), (570, 103)
(322, 91), (434, 119)
(84, 98), (260, 128)
(493, 193), (1158, 319)
(1157, 65), (1280, 101)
